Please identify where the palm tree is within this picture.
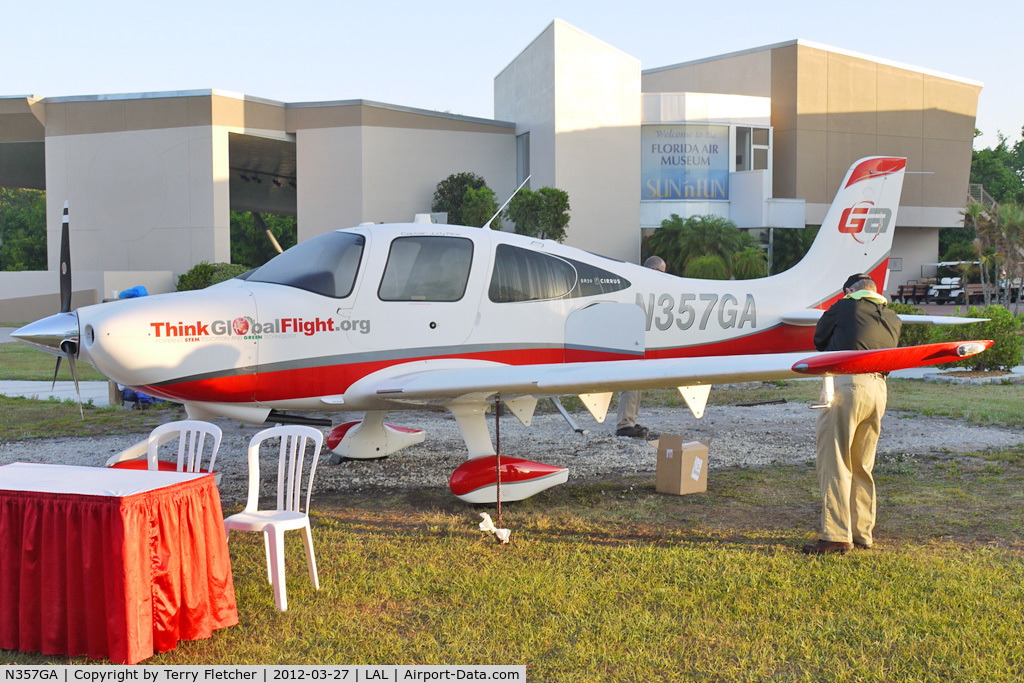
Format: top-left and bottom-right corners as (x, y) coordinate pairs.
(761, 226), (819, 274)
(731, 246), (768, 279)
(684, 254), (729, 279)
(996, 202), (1024, 311)
(647, 214), (747, 277)
(645, 214), (689, 275)
(963, 200), (1003, 305)
(969, 204), (999, 306)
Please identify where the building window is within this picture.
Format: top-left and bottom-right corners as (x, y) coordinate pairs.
(735, 127), (771, 171)
(517, 132), (530, 187)
(735, 127), (751, 171)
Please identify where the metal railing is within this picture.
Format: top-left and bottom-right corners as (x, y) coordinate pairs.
(968, 183), (999, 212)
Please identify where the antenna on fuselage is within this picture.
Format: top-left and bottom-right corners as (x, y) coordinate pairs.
(482, 175), (531, 230)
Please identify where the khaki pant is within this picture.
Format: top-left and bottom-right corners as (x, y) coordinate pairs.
(815, 374), (887, 545)
(616, 390), (641, 429)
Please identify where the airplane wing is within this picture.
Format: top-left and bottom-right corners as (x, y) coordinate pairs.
(780, 309), (985, 326)
(344, 340), (992, 405)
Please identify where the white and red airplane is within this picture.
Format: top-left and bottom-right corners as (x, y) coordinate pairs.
(14, 156), (989, 501)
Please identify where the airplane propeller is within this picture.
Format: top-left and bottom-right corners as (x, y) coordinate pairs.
(19, 201), (84, 418)
(56, 202), (83, 417)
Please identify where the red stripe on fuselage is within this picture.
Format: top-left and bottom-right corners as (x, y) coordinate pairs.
(141, 374), (257, 403)
(565, 348), (643, 363)
(137, 324), (821, 404)
(645, 325), (815, 359)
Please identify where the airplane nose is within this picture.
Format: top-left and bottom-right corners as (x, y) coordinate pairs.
(12, 311), (80, 357)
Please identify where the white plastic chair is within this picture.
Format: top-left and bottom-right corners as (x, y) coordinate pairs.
(223, 425), (324, 611)
(106, 419), (223, 474)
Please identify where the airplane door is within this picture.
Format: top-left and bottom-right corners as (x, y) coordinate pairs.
(348, 233), (487, 352)
(565, 302), (646, 362)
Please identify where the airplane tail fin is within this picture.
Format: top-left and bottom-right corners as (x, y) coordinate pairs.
(777, 157), (906, 307)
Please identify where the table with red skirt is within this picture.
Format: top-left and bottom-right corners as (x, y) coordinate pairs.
(0, 462), (238, 664)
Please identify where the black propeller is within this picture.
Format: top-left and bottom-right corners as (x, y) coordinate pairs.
(59, 202), (72, 314)
(50, 201), (83, 418)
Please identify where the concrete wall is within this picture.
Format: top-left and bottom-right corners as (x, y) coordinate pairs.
(647, 41), (981, 231)
(0, 269), (173, 322)
(360, 126), (514, 228)
(642, 49), (772, 97)
(36, 92), (281, 276)
(43, 125), (228, 274)
(888, 227), (939, 291)
(496, 20), (641, 262)
(289, 102), (516, 240)
(495, 24), (557, 188)
(295, 125), (364, 238)
(772, 42), (979, 228)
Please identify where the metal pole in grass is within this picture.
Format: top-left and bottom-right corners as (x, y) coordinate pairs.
(495, 396), (503, 529)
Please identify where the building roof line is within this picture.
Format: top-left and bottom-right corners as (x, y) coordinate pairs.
(495, 19), (640, 82)
(286, 99), (515, 127)
(643, 39), (983, 87)
(33, 90), (513, 128)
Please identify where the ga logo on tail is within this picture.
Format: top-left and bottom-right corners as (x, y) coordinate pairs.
(839, 200), (893, 243)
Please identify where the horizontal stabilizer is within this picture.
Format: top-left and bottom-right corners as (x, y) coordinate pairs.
(896, 314), (988, 326)
(780, 309), (987, 327)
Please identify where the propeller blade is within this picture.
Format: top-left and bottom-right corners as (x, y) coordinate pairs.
(51, 356), (63, 390)
(64, 343), (84, 419)
(59, 201), (72, 313)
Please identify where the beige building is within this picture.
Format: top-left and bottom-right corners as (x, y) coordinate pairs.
(0, 22), (981, 320)
(642, 39), (982, 287)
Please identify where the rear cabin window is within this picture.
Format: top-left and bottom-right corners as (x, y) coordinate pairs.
(488, 244), (630, 303)
(246, 231), (364, 298)
(378, 236), (474, 302)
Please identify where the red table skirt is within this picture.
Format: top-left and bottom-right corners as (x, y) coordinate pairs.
(0, 474), (237, 663)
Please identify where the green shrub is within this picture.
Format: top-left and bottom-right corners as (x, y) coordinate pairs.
(683, 254), (729, 279)
(731, 246), (768, 279)
(935, 305), (1024, 371)
(888, 302), (936, 347)
(176, 262), (249, 291)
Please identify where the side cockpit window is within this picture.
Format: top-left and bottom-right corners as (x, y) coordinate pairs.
(247, 231), (364, 298)
(378, 236), (474, 302)
(488, 244), (631, 303)
(489, 244), (576, 303)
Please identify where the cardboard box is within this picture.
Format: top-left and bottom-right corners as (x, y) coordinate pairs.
(655, 436), (710, 495)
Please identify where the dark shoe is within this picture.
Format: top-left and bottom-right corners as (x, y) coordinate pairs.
(801, 539), (853, 555)
(853, 541), (872, 550)
(616, 425), (649, 438)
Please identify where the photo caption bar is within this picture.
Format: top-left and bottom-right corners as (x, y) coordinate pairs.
(2, 667), (526, 682)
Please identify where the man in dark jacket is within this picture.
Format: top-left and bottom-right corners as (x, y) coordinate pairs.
(803, 273), (902, 555)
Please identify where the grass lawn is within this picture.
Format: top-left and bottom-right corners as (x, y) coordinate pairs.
(0, 394), (183, 439)
(4, 455), (1021, 680)
(0, 343), (108, 382)
(2, 353), (1023, 677)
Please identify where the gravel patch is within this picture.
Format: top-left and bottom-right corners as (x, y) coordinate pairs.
(2, 400), (1022, 507)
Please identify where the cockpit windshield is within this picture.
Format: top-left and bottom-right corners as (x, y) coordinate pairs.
(246, 231), (365, 298)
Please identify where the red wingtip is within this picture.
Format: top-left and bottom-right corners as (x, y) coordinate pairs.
(793, 340), (993, 376)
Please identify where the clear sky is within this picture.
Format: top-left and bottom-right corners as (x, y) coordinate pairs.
(4, 0), (1020, 150)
